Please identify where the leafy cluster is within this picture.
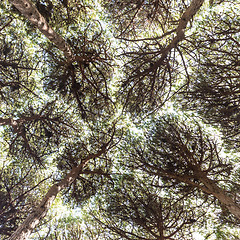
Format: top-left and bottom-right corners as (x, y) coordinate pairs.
(1, 0), (240, 240)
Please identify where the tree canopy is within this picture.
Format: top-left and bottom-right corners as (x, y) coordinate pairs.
(1, 0), (240, 239)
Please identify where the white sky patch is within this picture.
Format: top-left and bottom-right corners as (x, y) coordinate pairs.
(193, 232), (205, 240)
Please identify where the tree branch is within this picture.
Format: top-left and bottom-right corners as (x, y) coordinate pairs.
(143, 0), (205, 75)
(9, 0), (73, 61)
(9, 147), (107, 240)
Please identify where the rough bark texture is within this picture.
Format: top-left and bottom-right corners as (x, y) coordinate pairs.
(10, 0), (73, 61)
(9, 148), (106, 240)
(199, 175), (240, 220)
(7, 2), (96, 239)
(145, 0), (205, 74)
(165, 170), (240, 220)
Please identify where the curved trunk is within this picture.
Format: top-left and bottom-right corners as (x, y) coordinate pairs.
(199, 176), (240, 220)
(10, 0), (73, 61)
(146, 0), (205, 74)
(9, 149), (106, 240)
(165, 171), (240, 220)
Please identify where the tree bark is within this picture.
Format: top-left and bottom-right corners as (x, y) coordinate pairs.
(9, 148), (106, 240)
(7, 2), (105, 239)
(199, 175), (240, 220)
(146, 0), (205, 74)
(165, 170), (240, 220)
(10, 0), (73, 61)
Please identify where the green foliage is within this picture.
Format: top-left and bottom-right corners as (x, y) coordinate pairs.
(1, 0), (240, 239)
(178, 2), (240, 149)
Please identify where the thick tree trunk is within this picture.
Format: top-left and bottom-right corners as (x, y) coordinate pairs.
(9, 149), (106, 240)
(165, 171), (240, 220)
(10, 0), (73, 61)
(199, 176), (240, 220)
(146, 0), (205, 73)
(7, 2), (102, 239)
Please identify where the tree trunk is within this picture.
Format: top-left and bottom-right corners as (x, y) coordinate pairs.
(7, 2), (105, 239)
(165, 171), (240, 220)
(147, 0), (205, 73)
(10, 0), (73, 61)
(9, 149), (106, 240)
(199, 176), (240, 220)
